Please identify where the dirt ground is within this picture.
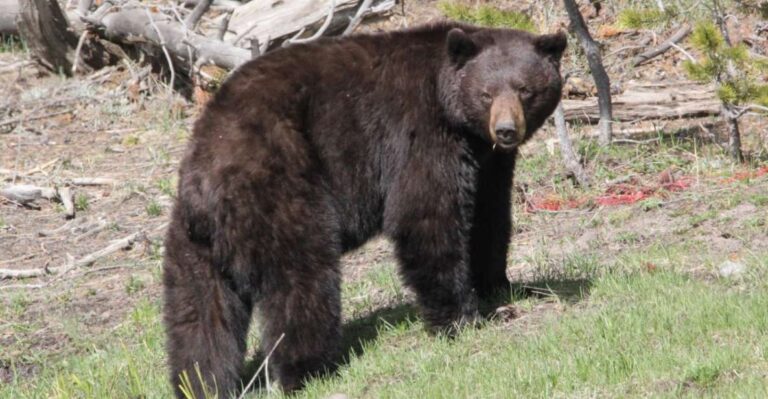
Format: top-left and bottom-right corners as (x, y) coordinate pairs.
(2, 0), (768, 386)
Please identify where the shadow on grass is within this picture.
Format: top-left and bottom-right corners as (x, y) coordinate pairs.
(241, 277), (592, 395)
(477, 278), (593, 316)
(241, 303), (418, 396)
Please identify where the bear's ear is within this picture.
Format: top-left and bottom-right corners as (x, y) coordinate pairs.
(447, 28), (479, 66)
(534, 31), (567, 61)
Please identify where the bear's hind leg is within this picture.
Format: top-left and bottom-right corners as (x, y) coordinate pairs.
(257, 254), (342, 393)
(164, 225), (253, 398)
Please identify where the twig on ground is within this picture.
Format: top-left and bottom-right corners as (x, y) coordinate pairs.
(38, 218), (81, 237)
(238, 333), (286, 399)
(0, 253), (35, 265)
(73, 219), (110, 242)
(70, 177), (118, 186)
(58, 186), (75, 219)
(0, 283), (47, 290)
(0, 231), (144, 279)
(0, 109), (73, 129)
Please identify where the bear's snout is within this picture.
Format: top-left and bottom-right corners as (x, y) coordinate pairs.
(489, 92), (527, 151)
(494, 121), (520, 147)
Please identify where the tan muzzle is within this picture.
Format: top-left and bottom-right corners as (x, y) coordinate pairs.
(489, 92), (526, 151)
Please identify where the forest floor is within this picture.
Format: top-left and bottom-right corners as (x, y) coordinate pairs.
(2, 0), (768, 398)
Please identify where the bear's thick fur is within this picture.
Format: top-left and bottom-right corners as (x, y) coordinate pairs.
(163, 22), (565, 397)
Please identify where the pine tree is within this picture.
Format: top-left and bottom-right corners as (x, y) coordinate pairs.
(683, 22), (768, 161)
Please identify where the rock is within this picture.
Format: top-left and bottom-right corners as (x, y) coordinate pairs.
(718, 260), (746, 278)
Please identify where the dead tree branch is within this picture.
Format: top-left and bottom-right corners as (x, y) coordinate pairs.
(184, 0), (212, 30)
(284, 0), (337, 46)
(553, 103), (591, 187)
(343, 0), (373, 35)
(633, 24), (692, 66)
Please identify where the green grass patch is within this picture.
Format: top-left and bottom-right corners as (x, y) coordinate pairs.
(438, 1), (536, 32)
(0, 34), (26, 54)
(616, 7), (677, 29)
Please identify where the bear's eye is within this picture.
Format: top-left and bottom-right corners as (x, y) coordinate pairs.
(481, 92), (493, 104)
(518, 86), (532, 98)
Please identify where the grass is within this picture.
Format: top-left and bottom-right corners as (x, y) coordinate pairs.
(4, 252), (767, 398)
(438, 1), (536, 32)
(0, 35), (26, 54)
(74, 193), (89, 212)
(146, 200), (163, 217)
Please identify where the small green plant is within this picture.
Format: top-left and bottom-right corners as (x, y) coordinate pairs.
(438, 2), (536, 32)
(683, 21), (768, 161)
(156, 177), (176, 197)
(615, 231), (641, 244)
(749, 193), (768, 206)
(685, 364), (721, 388)
(148, 147), (171, 165)
(125, 275), (145, 295)
(75, 194), (89, 211)
(149, 240), (164, 261)
(616, 7), (677, 29)
(639, 198), (663, 211)
(10, 294), (30, 316)
(689, 209), (717, 227)
(122, 135), (140, 146)
(146, 200), (162, 217)
(0, 35), (26, 54)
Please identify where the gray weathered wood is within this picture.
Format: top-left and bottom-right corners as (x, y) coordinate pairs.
(561, 82), (719, 123)
(17, 0), (81, 74)
(88, 4), (251, 70)
(0, 0), (19, 35)
(553, 103), (590, 187)
(226, 0), (395, 46)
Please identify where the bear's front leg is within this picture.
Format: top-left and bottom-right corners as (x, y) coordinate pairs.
(387, 161), (480, 333)
(392, 216), (479, 332)
(469, 151), (516, 302)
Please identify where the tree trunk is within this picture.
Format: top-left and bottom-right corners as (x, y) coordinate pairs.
(16, 0), (80, 74)
(553, 103), (591, 187)
(724, 105), (743, 162)
(562, 0), (613, 146)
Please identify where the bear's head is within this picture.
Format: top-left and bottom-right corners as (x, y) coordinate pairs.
(439, 26), (567, 152)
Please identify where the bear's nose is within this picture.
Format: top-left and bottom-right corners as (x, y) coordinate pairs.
(494, 121), (519, 144)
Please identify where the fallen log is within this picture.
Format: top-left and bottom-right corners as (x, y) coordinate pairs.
(561, 81), (720, 124)
(226, 0), (396, 47)
(0, 0), (19, 35)
(86, 3), (251, 70)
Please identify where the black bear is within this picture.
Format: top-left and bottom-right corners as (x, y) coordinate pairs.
(163, 22), (565, 397)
